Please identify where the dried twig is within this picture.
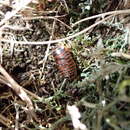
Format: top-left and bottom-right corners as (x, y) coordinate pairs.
(72, 9), (130, 27)
(1, 9), (130, 45)
(0, 114), (12, 127)
(0, 65), (38, 121)
(0, 15), (114, 45)
(42, 5), (61, 72)
(0, 75), (41, 100)
(0, 0), (32, 27)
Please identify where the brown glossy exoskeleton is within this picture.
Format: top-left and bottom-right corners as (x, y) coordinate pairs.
(53, 46), (77, 81)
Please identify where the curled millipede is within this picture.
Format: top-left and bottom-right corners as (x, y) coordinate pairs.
(53, 46), (77, 81)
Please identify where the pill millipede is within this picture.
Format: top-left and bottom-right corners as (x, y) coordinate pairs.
(53, 46), (77, 81)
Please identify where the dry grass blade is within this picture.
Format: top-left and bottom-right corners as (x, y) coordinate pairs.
(0, 75), (41, 100)
(72, 9), (130, 27)
(0, 65), (38, 121)
(1, 9), (130, 45)
(0, 15), (114, 45)
(0, 0), (32, 27)
(111, 52), (130, 59)
(0, 114), (12, 127)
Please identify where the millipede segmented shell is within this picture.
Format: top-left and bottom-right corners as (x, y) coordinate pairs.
(53, 46), (77, 81)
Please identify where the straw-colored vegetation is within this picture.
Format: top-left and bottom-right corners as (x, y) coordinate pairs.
(0, 0), (130, 129)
